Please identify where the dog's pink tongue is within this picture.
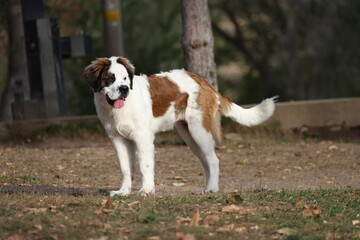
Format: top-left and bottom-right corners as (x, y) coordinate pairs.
(113, 99), (124, 109)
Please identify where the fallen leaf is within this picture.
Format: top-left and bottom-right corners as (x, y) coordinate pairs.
(104, 223), (112, 230)
(302, 205), (322, 218)
(226, 193), (244, 204)
(25, 207), (48, 215)
(216, 224), (235, 232)
(235, 226), (247, 232)
(127, 200), (140, 207)
(328, 145), (338, 151)
(96, 198), (116, 215)
(172, 182), (185, 187)
(95, 208), (114, 215)
(147, 236), (161, 240)
(34, 224), (43, 231)
(311, 207), (322, 218)
(221, 204), (241, 213)
(250, 225), (259, 230)
(203, 215), (220, 226)
(352, 220), (360, 226)
(117, 227), (131, 234)
(101, 198), (115, 208)
(276, 228), (297, 236)
(176, 232), (196, 240)
(189, 209), (201, 227)
(301, 207), (313, 218)
(293, 197), (304, 207)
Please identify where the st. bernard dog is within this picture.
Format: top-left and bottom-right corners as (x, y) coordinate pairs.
(83, 56), (277, 196)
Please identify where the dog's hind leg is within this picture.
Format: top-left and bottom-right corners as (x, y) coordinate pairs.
(109, 136), (135, 197)
(175, 121), (219, 192)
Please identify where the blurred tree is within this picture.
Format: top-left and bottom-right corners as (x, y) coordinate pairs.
(121, 0), (183, 74)
(181, 0), (222, 145)
(211, 0), (360, 102)
(0, 1), (30, 121)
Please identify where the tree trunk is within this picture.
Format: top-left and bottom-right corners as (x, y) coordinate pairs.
(102, 0), (126, 56)
(0, 2), (30, 121)
(181, 0), (223, 146)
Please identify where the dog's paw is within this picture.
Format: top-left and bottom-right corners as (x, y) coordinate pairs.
(204, 187), (219, 194)
(110, 188), (131, 197)
(138, 187), (155, 197)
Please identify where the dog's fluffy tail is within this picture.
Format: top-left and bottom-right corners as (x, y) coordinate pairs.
(219, 96), (278, 127)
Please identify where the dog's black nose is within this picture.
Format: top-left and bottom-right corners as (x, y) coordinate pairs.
(119, 85), (129, 94)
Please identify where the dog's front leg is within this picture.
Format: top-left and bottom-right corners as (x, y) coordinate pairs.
(134, 132), (155, 196)
(109, 136), (135, 197)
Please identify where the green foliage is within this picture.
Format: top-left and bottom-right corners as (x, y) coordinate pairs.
(211, 0), (360, 103)
(121, 0), (183, 74)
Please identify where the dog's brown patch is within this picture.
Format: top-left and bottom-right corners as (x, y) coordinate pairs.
(83, 58), (111, 92)
(148, 75), (186, 118)
(175, 93), (189, 119)
(186, 72), (219, 132)
(186, 71), (232, 132)
(117, 57), (135, 77)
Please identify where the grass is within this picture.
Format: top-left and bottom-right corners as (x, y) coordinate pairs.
(0, 188), (359, 240)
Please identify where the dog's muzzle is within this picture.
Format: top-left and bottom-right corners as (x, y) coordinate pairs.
(106, 85), (129, 109)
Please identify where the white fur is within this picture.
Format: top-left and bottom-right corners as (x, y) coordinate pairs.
(224, 96), (278, 127)
(89, 58), (276, 196)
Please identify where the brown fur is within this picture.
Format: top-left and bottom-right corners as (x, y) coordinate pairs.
(186, 72), (220, 132)
(148, 75), (188, 118)
(174, 93), (189, 119)
(186, 71), (232, 132)
(83, 58), (111, 92)
(116, 57), (135, 78)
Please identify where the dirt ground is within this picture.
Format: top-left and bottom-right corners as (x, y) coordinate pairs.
(0, 133), (359, 195)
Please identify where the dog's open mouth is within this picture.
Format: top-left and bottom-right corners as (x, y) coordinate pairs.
(106, 95), (126, 109)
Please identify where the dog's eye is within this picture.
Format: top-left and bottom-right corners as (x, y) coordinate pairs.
(123, 77), (127, 81)
(106, 75), (115, 84)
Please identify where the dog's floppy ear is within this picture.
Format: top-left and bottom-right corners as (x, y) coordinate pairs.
(117, 57), (135, 89)
(83, 58), (111, 92)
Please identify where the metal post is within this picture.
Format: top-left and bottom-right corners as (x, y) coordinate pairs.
(102, 0), (126, 56)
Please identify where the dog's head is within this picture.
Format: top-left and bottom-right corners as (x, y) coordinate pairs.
(83, 56), (135, 109)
